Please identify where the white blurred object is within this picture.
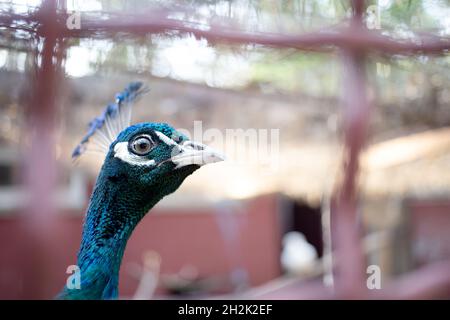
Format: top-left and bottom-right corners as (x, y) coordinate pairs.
(133, 251), (161, 300)
(281, 231), (318, 276)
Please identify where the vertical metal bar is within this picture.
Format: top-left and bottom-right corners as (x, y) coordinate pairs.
(333, 49), (370, 298)
(26, 2), (58, 216)
(351, 0), (365, 24)
(331, 0), (368, 298)
(22, 0), (63, 298)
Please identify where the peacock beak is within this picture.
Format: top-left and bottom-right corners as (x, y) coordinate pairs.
(170, 140), (225, 169)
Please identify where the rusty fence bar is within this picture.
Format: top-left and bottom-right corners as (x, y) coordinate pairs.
(0, 0), (449, 299)
(21, 0), (65, 299)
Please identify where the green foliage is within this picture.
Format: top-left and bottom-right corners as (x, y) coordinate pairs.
(381, 0), (447, 29)
(249, 51), (339, 97)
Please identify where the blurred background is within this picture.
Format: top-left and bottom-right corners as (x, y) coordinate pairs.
(0, 0), (449, 299)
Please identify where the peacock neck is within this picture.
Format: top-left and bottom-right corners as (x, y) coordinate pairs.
(61, 165), (162, 300)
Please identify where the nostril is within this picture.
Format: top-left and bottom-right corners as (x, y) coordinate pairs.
(183, 141), (205, 151)
(194, 144), (204, 151)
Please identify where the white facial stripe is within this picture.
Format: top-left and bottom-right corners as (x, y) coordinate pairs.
(155, 131), (177, 146)
(113, 142), (156, 167)
(113, 133), (225, 169)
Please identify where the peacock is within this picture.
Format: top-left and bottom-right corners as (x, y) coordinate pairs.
(58, 82), (224, 299)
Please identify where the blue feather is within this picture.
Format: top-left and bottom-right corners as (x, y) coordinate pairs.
(72, 82), (148, 160)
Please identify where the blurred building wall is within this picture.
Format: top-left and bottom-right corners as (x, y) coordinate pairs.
(0, 194), (282, 299)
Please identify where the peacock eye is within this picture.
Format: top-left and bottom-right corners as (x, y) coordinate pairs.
(130, 136), (154, 156)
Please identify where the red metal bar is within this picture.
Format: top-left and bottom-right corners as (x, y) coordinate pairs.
(329, 0), (370, 299)
(372, 260), (450, 299)
(331, 49), (370, 299)
(2, 11), (449, 54)
(22, 0), (64, 299)
(62, 14), (450, 54)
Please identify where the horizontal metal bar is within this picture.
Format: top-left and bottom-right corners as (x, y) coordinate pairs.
(67, 15), (450, 54)
(0, 10), (449, 54)
(371, 259), (450, 299)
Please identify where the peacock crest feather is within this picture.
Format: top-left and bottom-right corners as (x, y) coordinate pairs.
(72, 82), (149, 161)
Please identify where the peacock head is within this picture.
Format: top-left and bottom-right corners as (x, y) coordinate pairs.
(72, 82), (224, 206)
(105, 122), (223, 195)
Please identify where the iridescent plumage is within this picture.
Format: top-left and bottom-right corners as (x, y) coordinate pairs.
(59, 83), (224, 299)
